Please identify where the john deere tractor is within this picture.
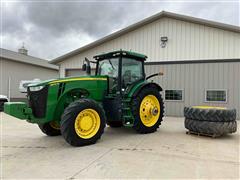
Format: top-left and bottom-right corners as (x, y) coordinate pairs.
(4, 50), (164, 146)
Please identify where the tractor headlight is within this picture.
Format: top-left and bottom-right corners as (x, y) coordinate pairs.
(29, 86), (44, 92)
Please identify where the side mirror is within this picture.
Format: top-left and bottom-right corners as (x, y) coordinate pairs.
(82, 64), (87, 71)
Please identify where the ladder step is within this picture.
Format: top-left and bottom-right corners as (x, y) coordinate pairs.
(123, 115), (134, 119)
(124, 123), (133, 127)
(122, 100), (131, 102)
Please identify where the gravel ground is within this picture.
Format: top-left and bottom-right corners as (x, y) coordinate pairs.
(1, 112), (239, 179)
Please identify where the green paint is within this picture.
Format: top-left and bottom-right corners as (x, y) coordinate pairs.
(4, 102), (28, 119)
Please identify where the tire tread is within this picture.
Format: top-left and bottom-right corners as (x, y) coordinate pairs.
(61, 99), (106, 146)
(185, 118), (237, 136)
(184, 107), (236, 122)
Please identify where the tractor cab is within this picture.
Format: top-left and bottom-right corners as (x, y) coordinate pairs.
(83, 50), (147, 95)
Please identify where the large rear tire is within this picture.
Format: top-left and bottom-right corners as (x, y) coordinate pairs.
(38, 121), (61, 136)
(185, 118), (237, 135)
(61, 99), (106, 146)
(184, 106), (236, 122)
(132, 87), (164, 133)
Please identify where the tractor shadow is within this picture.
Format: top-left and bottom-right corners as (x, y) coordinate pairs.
(35, 126), (138, 149)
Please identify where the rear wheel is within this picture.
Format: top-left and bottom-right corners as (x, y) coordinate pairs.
(61, 99), (106, 146)
(38, 121), (61, 136)
(132, 87), (164, 133)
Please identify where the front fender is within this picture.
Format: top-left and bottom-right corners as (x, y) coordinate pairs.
(53, 88), (90, 122)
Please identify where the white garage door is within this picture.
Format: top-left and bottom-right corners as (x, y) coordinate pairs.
(65, 69), (96, 77)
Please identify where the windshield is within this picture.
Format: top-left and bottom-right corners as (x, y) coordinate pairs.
(97, 58), (119, 77)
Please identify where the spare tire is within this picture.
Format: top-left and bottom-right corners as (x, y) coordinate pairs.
(185, 118), (237, 136)
(184, 106), (236, 122)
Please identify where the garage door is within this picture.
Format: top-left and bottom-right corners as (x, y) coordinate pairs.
(65, 69), (96, 77)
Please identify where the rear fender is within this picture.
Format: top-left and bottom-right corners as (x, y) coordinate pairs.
(131, 82), (163, 98)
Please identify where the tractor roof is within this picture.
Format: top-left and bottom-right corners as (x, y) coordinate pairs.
(93, 50), (147, 61)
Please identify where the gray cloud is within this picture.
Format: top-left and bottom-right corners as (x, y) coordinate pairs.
(1, 1), (239, 60)
(25, 2), (130, 37)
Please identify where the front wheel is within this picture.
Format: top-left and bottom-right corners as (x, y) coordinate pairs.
(132, 87), (164, 133)
(38, 121), (61, 136)
(61, 99), (106, 146)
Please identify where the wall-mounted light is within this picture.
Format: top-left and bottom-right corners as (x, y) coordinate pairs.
(160, 36), (168, 48)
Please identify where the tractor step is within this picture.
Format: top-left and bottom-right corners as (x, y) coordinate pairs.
(121, 99), (134, 127)
(122, 99), (131, 103)
(123, 115), (134, 126)
(123, 123), (133, 127)
(123, 115), (133, 119)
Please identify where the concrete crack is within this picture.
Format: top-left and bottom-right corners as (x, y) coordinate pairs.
(66, 148), (113, 180)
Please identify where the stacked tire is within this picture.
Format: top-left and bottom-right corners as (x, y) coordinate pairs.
(184, 106), (237, 137)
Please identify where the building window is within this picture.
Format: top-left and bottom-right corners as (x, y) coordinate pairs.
(205, 90), (227, 102)
(165, 90), (183, 101)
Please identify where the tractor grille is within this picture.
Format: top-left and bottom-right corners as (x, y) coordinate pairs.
(28, 86), (48, 118)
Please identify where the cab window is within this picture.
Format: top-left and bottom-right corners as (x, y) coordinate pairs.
(122, 58), (143, 87)
(97, 58), (119, 78)
(97, 58), (119, 92)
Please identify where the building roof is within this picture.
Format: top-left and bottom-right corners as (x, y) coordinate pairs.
(0, 48), (58, 70)
(50, 11), (240, 64)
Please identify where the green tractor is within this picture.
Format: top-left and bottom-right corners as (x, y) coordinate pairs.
(4, 50), (164, 146)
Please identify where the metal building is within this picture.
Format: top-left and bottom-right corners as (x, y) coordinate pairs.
(0, 48), (59, 101)
(50, 11), (240, 118)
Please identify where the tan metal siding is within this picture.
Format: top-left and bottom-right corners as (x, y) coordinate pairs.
(65, 69), (95, 77)
(144, 62), (240, 119)
(0, 58), (58, 99)
(56, 16), (240, 119)
(59, 17), (240, 77)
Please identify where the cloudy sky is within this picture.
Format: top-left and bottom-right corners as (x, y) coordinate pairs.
(1, 0), (239, 60)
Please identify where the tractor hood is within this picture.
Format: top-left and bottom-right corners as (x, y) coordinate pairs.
(27, 76), (108, 87)
(27, 79), (56, 87)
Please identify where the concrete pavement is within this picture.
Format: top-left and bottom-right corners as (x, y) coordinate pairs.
(1, 112), (239, 179)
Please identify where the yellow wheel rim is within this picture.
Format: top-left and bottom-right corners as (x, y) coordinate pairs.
(139, 95), (160, 127)
(49, 121), (60, 130)
(74, 109), (100, 139)
(192, 106), (226, 110)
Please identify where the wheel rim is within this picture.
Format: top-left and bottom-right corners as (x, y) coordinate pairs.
(192, 106), (226, 110)
(74, 109), (101, 139)
(49, 121), (60, 130)
(139, 95), (160, 127)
